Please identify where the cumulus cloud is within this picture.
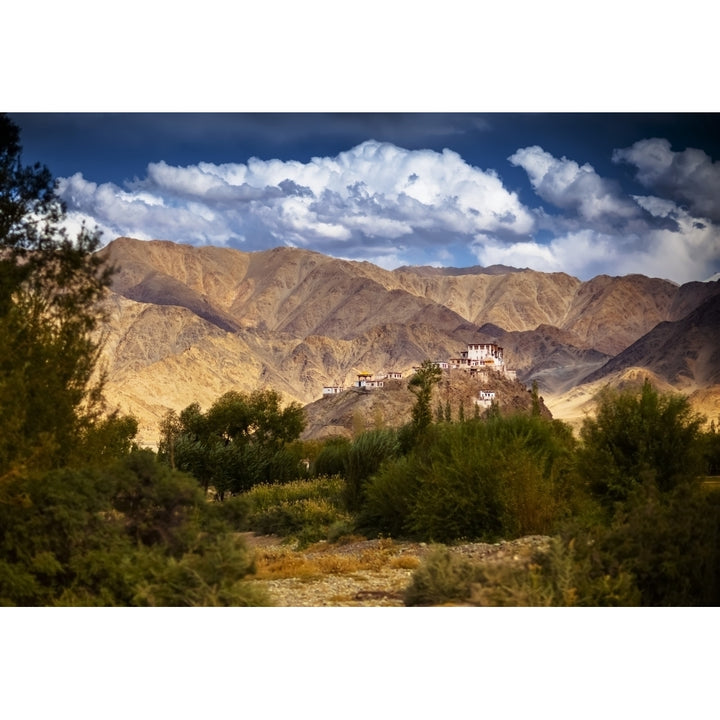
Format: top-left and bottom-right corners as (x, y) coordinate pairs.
(471, 200), (720, 284)
(508, 145), (639, 224)
(612, 138), (720, 222)
(55, 139), (720, 282)
(56, 141), (535, 269)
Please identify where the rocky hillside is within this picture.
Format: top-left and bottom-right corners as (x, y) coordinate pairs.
(300, 371), (548, 440)
(94, 237), (720, 443)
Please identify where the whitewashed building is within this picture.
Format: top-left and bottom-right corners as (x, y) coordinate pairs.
(450, 342), (505, 369)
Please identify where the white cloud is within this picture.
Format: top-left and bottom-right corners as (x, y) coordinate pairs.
(613, 138), (720, 222)
(55, 141), (535, 266)
(509, 145), (639, 223)
(55, 140), (720, 282)
(471, 205), (719, 284)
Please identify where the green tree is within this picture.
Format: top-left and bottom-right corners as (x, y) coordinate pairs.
(577, 379), (705, 506)
(363, 414), (580, 542)
(408, 360), (442, 436)
(161, 389), (306, 496)
(0, 113), (115, 479)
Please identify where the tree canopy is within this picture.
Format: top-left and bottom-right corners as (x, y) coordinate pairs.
(0, 113), (118, 478)
(159, 389), (307, 497)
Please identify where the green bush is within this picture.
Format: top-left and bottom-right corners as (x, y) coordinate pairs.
(343, 428), (401, 512)
(364, 415), (580, 543)
(129, 535), (271, 607)
(403, 547), (481, 606)
(313, 436), (351, 477)
(578, 380), (706, 505)
(0, 451), (269, 606)
(565, 482), (720, 606)
(404, 540), (641, 607)
(360, 454), (422, 537)
(238, 476), (351, 545)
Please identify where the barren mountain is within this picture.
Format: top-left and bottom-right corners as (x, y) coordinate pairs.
(95, 238), (720, 444)
(582, 292), (720, 389)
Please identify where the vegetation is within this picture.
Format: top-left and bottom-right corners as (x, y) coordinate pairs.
(404, 540), (641, 607)
(407, 359), (443, 441)
(577, 379), (706, 505)
(227, 476), (351, 547)
(150, 358), (720, 605)
(4, 113), (719, 606)
(362, 414), (579, 542)
(158, 389), (306, 497)
(0, 115), (268, 606)
(0, 113), (115, 479)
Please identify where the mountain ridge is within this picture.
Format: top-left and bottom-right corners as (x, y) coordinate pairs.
(95, 237), (720, 443)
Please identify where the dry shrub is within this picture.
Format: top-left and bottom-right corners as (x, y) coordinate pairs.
(250, 537), (417, 580)
(389, 555), (421, 570)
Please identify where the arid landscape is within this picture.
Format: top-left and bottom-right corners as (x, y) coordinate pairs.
(97, 237), (720, 444)
(5, 110), (720, 613)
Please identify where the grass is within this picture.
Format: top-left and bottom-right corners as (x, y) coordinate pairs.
(249, 537), (420, 580)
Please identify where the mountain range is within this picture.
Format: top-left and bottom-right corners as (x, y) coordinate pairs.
(95, 237), (720, 444)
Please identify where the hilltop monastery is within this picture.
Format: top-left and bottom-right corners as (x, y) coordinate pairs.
(321, 341), (516, 398)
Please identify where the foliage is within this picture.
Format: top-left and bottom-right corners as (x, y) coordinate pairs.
(577, 379), (706, 506)
(342, 428), (401, 512)
(158, 389), (307, 497)
(563, 482), (720, 606)
(403, 541), (641, 607)
(129, 534), (270, 607)
(363, 415), (580, 542)
(0, 450), (269, 606)
(0, 113), (117, 479)
(700, 419), (720, 475)
(236, 475), (351, 546)
(0, 118), (268, 606)
(312, 436), (351, 477)
(403, 547), (481, 606)
(407, 360), (443, 438)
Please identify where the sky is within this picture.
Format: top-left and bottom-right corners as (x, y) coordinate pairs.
(5, 3), (719, 285)
(9, 112), (720, 284)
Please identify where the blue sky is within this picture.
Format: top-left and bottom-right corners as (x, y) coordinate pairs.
(10, 112), (720, 283)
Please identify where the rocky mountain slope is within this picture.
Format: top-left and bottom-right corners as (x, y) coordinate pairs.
(95, 237), (720, 443)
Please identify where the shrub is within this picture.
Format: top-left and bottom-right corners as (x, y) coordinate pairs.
(403, 547), (481, 606)
(578, 380), (706, 506)
(130, 534), (272, 607)
(342, 428), (401, 512)
(468, 539), (640, 607)
(238, 476), (351, 546)
(361, 454), (422, 537)
(364, 415), (580, 543)
(404, 540), (641, 607)
(0, 452), (269, 606)
(313, 436), (351, 477)
(567, 482), (720, 606)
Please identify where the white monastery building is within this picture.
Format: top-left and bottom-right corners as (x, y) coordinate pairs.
(450, 342), (505, 369)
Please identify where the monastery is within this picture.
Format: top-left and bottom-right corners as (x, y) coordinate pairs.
(322, 370), (403, 396)
(321, 341), (515, 399)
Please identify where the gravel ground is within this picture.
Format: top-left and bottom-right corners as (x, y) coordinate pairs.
(243, 534), (551, 607)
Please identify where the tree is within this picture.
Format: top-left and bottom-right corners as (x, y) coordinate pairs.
(160, 389), (307, 496)
(577, 379), (705, 506)
(0, 114), (116, 478)
(408, 361), (442, 435)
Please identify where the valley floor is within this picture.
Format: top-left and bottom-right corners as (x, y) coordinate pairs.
(242, 533), (551, 607)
